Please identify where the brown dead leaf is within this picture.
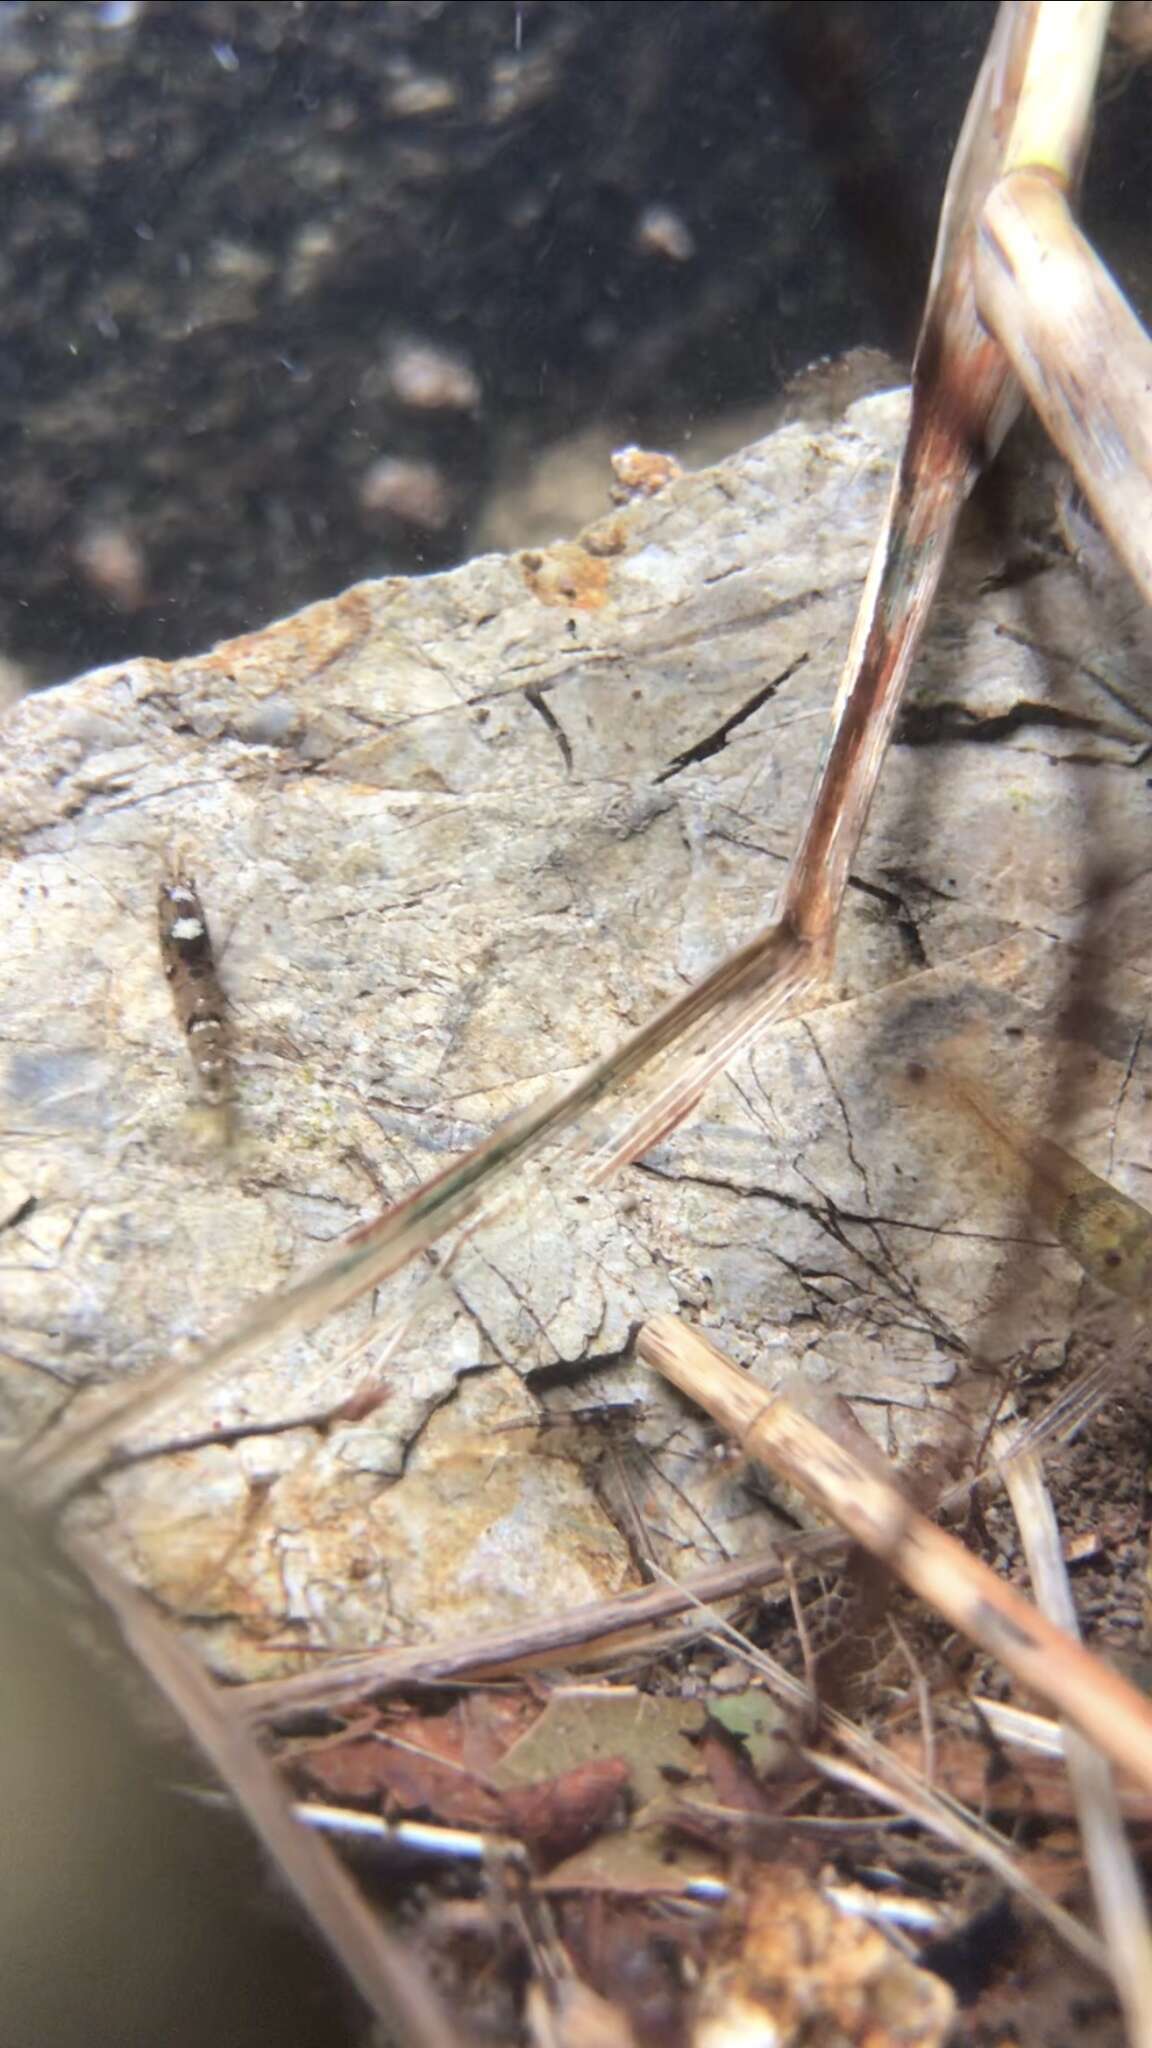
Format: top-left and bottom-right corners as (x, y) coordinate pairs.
(501, 1759), (631, 1867)
(888, 1730), (1152, 1822)
(697, 1728), (780, 1817)
(538, 1816), (722, 1899)
(294, 1735), (398, 1804)
(298, 1731), (629, 1863)
(385, 1692), (542, 1772)
(292, 1689), (542, 1810)
(301, 1735), (506, 1832)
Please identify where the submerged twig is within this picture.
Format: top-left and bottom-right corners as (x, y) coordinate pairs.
(802, 1745), (1106, 1976)
(6, 10), (1143, 2044)
(646, 1555), (1108, 1975)
(998, 1441), (1152, 2042)
(637, 1312), (1152, 1799)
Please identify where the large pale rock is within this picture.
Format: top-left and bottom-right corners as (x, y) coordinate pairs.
(2, 387), (1149, 1675)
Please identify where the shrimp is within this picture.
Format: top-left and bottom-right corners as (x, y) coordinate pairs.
(157, 861), (230, 1111)
(902, 1060), (1152, 1304)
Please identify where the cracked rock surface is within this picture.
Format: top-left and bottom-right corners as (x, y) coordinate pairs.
(1, 385), (1150, 1676)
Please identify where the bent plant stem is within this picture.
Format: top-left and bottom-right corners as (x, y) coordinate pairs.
(14, 924), (813, 1502)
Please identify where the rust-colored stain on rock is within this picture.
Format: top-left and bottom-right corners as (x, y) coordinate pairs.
(580, 515), (629, 559)
(519, 542), (612, 609)
(200, 583), (383, 684)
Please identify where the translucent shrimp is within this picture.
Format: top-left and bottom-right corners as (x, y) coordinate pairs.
(902, 1060), (1152, 1304)
(158, 860), (230, 1110)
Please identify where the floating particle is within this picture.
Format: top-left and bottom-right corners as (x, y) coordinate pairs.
(386, 73), (458, 118)
(358, 457), (455, 531)
(634, 204), (696, 263)
(385, 338), (481, 412)
(284, 222), (338, 299)
(73, 524), (147, 611)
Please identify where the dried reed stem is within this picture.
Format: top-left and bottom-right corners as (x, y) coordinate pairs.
(238, 1531), (847, 1725)
(1001, 0), (1110, 181)
(70, 1533), (460, 2048)
(976, 168), (1152, 606)
(973, 7), (1150, 598)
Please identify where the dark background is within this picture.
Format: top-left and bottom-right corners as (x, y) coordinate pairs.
(1, 0), (1146, 685)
